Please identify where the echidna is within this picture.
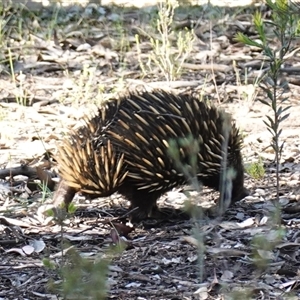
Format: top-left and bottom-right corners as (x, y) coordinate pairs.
(55, 89), (248, 220)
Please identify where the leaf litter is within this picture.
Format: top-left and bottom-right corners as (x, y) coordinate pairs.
(0, 1), (300, 299)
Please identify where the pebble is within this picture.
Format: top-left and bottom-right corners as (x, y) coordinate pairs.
(254, 188), (266, 196)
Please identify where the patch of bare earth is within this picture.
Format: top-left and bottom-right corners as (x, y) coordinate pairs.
(1, 1), (300, 299)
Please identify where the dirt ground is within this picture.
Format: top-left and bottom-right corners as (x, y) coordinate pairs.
(1, 1), (300, 300)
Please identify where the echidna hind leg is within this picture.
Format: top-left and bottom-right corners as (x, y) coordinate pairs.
(130, 194), (159, 220)
(118, 185), (160, 221)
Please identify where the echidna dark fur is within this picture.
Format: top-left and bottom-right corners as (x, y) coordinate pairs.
(55, 89), (248, 220)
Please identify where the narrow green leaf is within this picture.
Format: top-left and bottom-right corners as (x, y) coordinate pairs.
(279, 113), (290, 122)
(264, 20), (276, 27)
(280, 142), (285, 154)
(235, 32), (264, 48)
(266, 89), (274, 101)
(281, 97), (290, 103)
(277, 106), (283, 115)
(266, 127), (276, 137)
(263, 120), (271, 128)
(266, 115), (275, 128)
(277, 105), (291, 115)
(280, 105), (291, 113)
(253, 11), (266, 44)
(264, 77), (275, 87)
(264, 46), (274, 58)
(276, 0), (289, 14)
(259, 99), (270, 106)
(266, 0), (275, 10)
(271, 100), (277, 111)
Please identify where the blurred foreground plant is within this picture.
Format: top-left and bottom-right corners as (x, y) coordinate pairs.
(236, 0), (299, 212)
